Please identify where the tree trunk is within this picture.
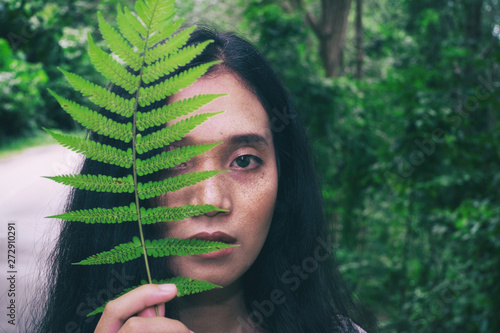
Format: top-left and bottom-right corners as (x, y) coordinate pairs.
(319, 0), (352, 77)
(355, 0), (364, 79)
(289, 0), (353, 77)
(463, 0), (482, 53)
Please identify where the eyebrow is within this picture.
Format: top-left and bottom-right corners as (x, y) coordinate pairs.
(227, 134), (269, 147)
(173, 133), (269, 149)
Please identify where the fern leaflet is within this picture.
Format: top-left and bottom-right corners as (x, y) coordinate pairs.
(58, 68), (135, 117)
(136, 94), (225, 131)
(140, 204), (227, 225)
(44, 174), (134, 193)
(73, 237), (237, 265)
(138, 171), (228, 199)
(136, 112), (223, 154)
(45, 129), (133, 168)
(138, 61), (220, 107)
(136, 143), (221, 176)
(87, 277), (221, 317)
(47, 203), (138, 224)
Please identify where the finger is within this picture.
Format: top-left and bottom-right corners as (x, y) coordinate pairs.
(95, 284), (177, 333)
(138, 302), (165, 318)
(119, 316), (191, 333)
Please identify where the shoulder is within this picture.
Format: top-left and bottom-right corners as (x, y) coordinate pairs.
(353, 322), (367, 333)
(337, 316), (368, 333)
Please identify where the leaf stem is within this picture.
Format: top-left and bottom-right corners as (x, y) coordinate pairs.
(131, 5), (163, 315)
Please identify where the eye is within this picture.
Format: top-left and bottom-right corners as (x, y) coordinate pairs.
(231, 155), (262, 169)
(172, 162), (187, 169)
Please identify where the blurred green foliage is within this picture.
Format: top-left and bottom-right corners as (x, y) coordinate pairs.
(240, 0), (500, 332)
(1, 0), (499, 332)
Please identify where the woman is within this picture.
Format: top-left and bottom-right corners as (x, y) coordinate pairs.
(32, 27), (376, 332)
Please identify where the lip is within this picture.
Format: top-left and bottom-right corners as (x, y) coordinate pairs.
(188, 231), (237, 243)
(188, 232), (237, 259)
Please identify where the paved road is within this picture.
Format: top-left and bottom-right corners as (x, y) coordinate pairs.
(0, 144), (81, 332)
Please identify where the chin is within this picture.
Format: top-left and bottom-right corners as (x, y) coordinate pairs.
(170, 258), (253, 289)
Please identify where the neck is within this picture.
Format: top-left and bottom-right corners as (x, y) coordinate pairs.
(176, 280), (261, 333)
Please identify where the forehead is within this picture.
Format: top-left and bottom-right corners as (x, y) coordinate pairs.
(168, 73), (272, 144)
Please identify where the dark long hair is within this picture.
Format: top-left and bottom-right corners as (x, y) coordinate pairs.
(30, 27), (376, 332)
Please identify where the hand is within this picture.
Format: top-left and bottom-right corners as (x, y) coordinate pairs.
(94, 283), (193, 333)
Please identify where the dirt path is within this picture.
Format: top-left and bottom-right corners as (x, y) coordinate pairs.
(0, 144), (81, 332)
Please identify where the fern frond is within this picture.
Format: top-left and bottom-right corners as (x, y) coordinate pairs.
(136, 94), (225, 131)
(136, 143), (220, 176)
(73, 236), (237, 265)
(97, 11), (142, 71)
(136, 112), (223, 154)
(142, 40), (212, 84)
(47, 203), (137, 224)
(88, 33), (140, 94)
(87, 277), (220, 317)
(138, 170), (227, 199)
(45, 129), (132, 168)
(140, 204), (227, 225)
(47, 0), (228, 315)
(138, 61), (220, 108)
(144, 22), (190, 65)
(45, 174), (134, 193)
(58, 68), (135, 117)
(48, 90), (133, 143)
(117, 5), (146, 49)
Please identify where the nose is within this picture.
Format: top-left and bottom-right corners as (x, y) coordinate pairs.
(192, 171), (232, 217)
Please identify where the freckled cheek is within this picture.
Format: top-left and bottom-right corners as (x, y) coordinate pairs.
(235, 173), (278, 221)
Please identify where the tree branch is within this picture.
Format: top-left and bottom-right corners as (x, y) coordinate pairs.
(288, 0), (322, 37)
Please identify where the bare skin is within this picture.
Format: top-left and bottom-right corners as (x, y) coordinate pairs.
(95, 72), (277, 333)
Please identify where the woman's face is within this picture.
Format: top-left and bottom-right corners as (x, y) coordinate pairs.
(159, 72), (278, 287)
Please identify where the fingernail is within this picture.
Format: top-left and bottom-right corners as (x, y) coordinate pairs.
(158, 284), (177, 293)
(189, 331), (195, 333)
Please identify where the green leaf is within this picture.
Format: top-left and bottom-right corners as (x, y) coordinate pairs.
(146, 18), (183, 50)
(88, 33), (140, 94)
(45, 129), (132, 168)
(48, 89), (133, 143)
(73, 237), (237, 265)
(144, 21), (189, 65)
(98, 11), (142, 71)
(74, 237), (142, 265)
(47, 203), (137, 224)
(138, 61), (220, 107)
(45, 174), (134, 193)
(136, 143), (221, 176)
(87, 277), (220, 316)
(136, 112), (223, 154)
(117, 5), (147, 49)
(138, 170), (227, 199)
(140, 204), (227, 224)
(136, 94), (225, 131)
(142, 40), (212, 84)
(58, 68), (135, 117)
(145, 238), (237, 257)
(135, 0), (176, 39)
(47, 0), (231, 315)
